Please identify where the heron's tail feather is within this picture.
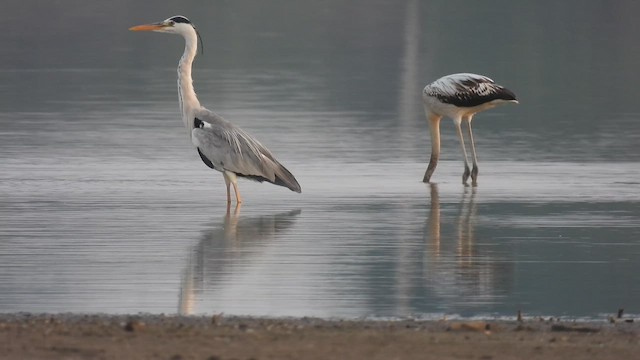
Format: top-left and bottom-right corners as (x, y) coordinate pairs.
(258, 154), (301, 193)
(236, 154), (302, 193)
(272, 164), (302, 193)
(236, 159), (301, 193)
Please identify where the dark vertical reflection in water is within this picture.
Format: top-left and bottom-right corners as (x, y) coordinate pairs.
(397, 0), (421, 128)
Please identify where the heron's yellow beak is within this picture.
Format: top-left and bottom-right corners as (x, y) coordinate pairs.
(129, 23), (167, 31)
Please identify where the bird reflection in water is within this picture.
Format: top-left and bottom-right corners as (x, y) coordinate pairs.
(178, 205), (301, 315)
(424, 184), (512, 311)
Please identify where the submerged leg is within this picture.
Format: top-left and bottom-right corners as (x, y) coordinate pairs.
(423, 113), (442, 183)
(454, 116), (472, 185)
(464, 115), (479, 186)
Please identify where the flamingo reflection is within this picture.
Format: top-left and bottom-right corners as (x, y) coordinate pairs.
(424, 184), (512, 312)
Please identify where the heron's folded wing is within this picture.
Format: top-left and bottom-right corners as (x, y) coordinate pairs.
(191, 118), (272, 180)
(191, 109), (301, 193)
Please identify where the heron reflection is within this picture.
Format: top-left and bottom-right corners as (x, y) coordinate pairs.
(178, 205), (301, 315)
(424, 184), (512, 312)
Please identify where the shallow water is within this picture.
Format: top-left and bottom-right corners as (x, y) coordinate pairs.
(1, 1), (640, 319)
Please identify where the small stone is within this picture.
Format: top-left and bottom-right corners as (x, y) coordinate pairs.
(123, 320), (145, 332)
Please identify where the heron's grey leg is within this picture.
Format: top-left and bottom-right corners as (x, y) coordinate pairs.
(224, 171), (243, 204)
(454, 117), (471, 185)
(464, 115), (479, 186)
(232, 182), (243, 204)
(223, 173), (232, 204)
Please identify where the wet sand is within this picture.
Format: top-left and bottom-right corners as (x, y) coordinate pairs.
(1, 314), (638, 359)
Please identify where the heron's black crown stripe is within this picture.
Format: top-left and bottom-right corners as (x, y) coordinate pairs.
(170, 16), (191, 24)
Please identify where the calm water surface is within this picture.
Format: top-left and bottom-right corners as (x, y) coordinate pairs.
(1, 1), (640, 319)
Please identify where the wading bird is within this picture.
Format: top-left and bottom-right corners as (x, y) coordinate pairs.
(130, 16), (301, 204)
(422, 73), (517, 186)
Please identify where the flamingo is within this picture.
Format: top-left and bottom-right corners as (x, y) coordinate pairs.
(422, 73), (518, 186)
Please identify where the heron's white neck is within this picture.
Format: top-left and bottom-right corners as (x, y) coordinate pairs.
(177, 29), (201, 134)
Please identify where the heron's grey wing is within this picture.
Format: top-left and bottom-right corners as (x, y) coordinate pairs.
(191, 119), (263, 175)
(191, 110), (301, 193)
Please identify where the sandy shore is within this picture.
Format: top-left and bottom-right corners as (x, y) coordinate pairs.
(1, 314), (638, 359)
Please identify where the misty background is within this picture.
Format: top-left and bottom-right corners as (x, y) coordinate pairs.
(1, 0), (639, 317)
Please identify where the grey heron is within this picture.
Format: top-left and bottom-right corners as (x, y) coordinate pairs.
(130, 16), (301, 204)
(422, 73), (518, 186)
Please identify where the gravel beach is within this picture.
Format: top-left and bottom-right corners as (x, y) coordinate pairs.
(1, 314), (638, 359)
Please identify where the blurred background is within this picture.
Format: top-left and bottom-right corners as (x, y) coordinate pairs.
(1, 0), (639, 162)
(1, 0), (639, 318)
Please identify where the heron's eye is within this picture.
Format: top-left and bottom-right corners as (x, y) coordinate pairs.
(169, 21), (175, 26)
